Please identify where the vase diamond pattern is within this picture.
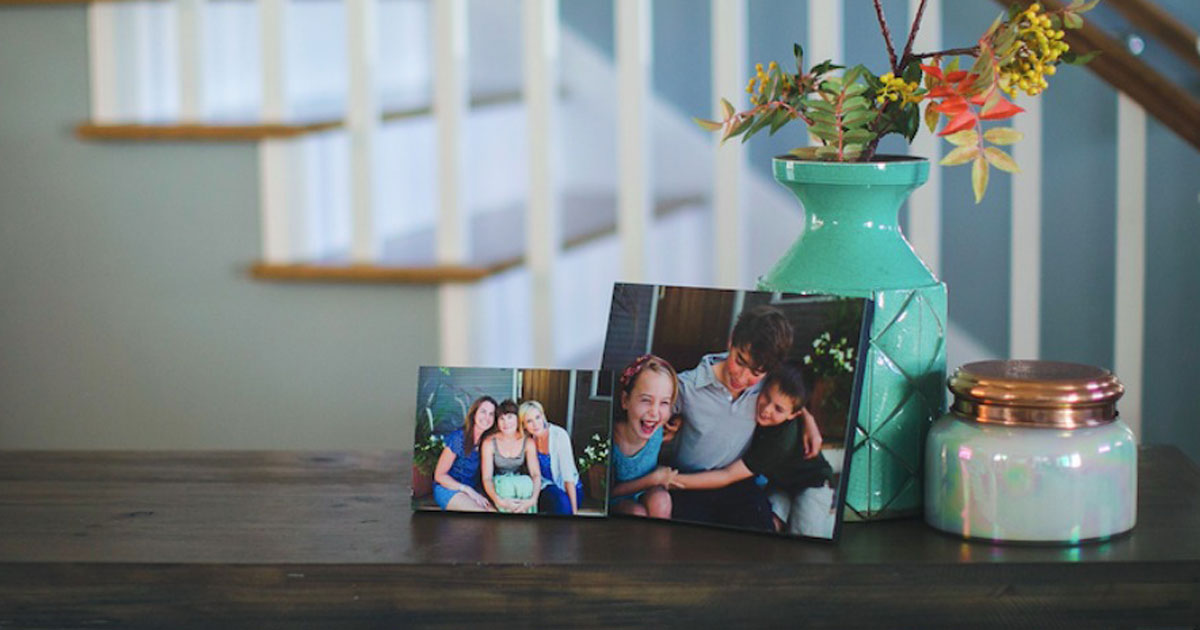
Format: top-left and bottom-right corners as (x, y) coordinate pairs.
(844, 285), (947, 521)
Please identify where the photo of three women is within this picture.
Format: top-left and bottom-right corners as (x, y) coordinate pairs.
(413, 368), (610, 517)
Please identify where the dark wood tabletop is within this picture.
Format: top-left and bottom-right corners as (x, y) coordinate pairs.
(0, 446), (1196, 629)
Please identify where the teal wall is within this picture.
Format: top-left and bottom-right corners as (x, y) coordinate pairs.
(0, 6), (440, 449)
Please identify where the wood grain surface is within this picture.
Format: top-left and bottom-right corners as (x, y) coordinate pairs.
(0, 447), (1196, 628)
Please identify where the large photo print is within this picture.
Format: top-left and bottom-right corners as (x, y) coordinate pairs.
(601, 284), (871, 540)
(412, 367), (613, 517)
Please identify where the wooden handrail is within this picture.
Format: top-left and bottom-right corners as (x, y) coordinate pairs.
(996, 0), (1200, 152)
(1108, 0), (1200, 73)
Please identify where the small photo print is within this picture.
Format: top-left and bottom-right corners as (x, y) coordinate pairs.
(411, 366), (613, 517)
(601, 284), (872, 541)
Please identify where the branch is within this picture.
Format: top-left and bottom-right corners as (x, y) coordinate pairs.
(873, 0), (900, 74)
(911, 46), (982, 60)
(899, 0), (929, 68)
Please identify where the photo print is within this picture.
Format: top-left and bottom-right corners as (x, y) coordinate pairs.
(412, 367), (613, 517)
(601, 284), (872, 540)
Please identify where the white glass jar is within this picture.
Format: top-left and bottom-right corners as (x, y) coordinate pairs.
(924, 360), (1136, 544)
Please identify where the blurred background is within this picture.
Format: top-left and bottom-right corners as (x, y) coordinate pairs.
(0, 0), (1196, 462)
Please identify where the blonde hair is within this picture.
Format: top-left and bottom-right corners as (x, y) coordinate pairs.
(518, 400), (547, 432)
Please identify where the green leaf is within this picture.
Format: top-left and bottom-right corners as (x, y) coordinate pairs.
(842, 109), (875, 127)
(815, 145), (841, 159)
(902, 61), (922, 84)
(789, 146), (820, 160)
(807, 98), (835, 113)
(844, 82), (869, 97)
(794, 43), (804, 67)
(1062, 50), (1101, 65)
(983, 146), (1020, 173)
(722, 116), (753, 143)
(842, 96), (869, 111)
(1078, 0), (1100, 11)
(810, 126), (841, 143)
(693, 117), (724, 132)
(1063, 12), (1084, 29)
(983, 127), (1023, 144)
(944, 130), (979, 146)
(809, 109), (838, 126)
(947, 57), (961, 73)
(810, 60), (843, 76)
(768, 107), (793, 135)
(845, 65), (868, 85)
(940, 145), (979, 166)
(742, 114), (774, 143)
(972, 155), (989, 204)
(842, 128), (875, 143)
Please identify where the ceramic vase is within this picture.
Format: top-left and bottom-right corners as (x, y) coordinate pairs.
(757, 156), (947, 521)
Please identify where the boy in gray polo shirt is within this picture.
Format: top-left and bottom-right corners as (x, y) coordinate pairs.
(671, 304), (821, 531)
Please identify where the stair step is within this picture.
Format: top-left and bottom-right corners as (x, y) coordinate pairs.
(77, 90), (526, 142)
(250, 192), (706, 284)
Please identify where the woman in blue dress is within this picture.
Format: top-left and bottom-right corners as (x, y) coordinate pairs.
(432, 396), (498, 512)
(520, 400), (583, 515)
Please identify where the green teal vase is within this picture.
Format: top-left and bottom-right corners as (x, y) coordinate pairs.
(757, 156), (947, 521)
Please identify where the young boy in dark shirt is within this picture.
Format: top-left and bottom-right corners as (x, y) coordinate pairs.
(673, 361), (835, 536)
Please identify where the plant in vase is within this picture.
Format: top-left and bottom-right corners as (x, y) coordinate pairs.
(697, 0), (1096, 520)
(576, 432), (611, 502)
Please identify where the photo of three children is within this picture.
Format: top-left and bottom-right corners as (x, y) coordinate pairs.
(601, 284), (870, 540)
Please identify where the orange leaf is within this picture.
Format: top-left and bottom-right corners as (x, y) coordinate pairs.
(945, 70), (969, 83)
(921, 64), (944, 80)
(934, 97), (969, 115)
(928, 86), (956, 98)
(980, 97), (1025, 120)
(938, 111), (977, 136)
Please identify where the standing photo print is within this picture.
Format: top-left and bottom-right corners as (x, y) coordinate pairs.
(601, 284), (872, 540)
(412, 367), (613, 517)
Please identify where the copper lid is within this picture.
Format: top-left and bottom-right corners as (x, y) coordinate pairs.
(948, 360), (1124, 429)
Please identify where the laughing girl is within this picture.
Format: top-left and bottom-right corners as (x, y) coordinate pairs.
(609, 355), (678, 519)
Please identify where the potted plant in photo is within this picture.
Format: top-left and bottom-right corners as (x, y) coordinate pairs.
(576, 432), (611, 502)
(412, 406), (444, 499)
(696, 0), (1096, 520)
(802, 331), (858, 442)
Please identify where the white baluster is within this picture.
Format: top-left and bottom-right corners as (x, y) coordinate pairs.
(347, 0), (382, 261)
(176, 0), (206, 121)
(712, 0), (746, 288)
(524, 0), (561, 366)
(1010, 96), (1042, 359)
(87, 4), (119, 122)
(806, 0), (842, 147)
(1115, 93), (1146, 439)
(906, 0), (942, 277)
(258, 0), (297, 263)
(616, 0), (652, 282)
(434, 0), (472, 366)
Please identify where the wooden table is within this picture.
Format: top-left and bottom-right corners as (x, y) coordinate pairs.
(0, 447), (1196, 629)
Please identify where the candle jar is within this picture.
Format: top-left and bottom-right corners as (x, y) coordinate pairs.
(925, 360), (1136, 544)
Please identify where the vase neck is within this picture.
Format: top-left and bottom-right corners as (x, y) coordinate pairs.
(760, 176), (938, 293)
